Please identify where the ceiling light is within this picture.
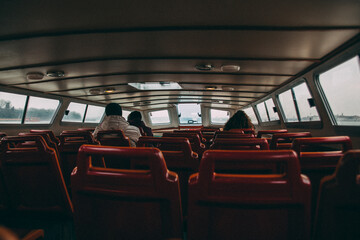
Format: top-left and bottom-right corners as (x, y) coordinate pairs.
(205, 86), (217, 90)
(46, 70), (65, 78)
(222, 86), (235, 91)
(195, 64), (214, 71)
(221, 65), (240, 72)
(104, 88), (116, 93)
(26, 72), (44, 80)
(89, 89), (101, 95)
(128, 82), (181, 90)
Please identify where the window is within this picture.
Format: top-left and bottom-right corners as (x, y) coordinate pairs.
(84, 105), (105, 123)
(122, 110), (131, 120)
(256, 98), (279, 122)
(149, 110), (170, 124)
(24, 96), (59, 124)
(62, 102), (87, 122)
(277, 81), (319, 123)
(210, 109), (230, 124)
(0, 91), (27, 124)
(243, 107), (258, 125)
(177, 103), (202, 125)
(318, 56), (360, 126)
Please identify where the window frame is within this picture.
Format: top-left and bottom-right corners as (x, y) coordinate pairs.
(209, 108), (230, 125)
(148, 109), (171, 125)
(276, 79), (322, 129)
(61, 102), (105, 124)
(253, 98), (281, 126)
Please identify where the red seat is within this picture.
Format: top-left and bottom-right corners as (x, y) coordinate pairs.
(257, 129), (288, 138)
(29, 130), (60, 145)
(174, 129), (207, 143)
(163, 132), (206, 156)
(187, 150), (311, 240)
(137, 136), (199, 215)
(59, 130), (97, 187)
(77, 128), (95, 133)
(71, 145), (183, 240)
(96, 129), (130, 147)
(313, 150), (360, 240)
(270, 132), (312, 150)
(0, 136), (73, 233)
(229, 128), (256, 135)
(292, 136), (353, 221)
(210, 138), (269, 150)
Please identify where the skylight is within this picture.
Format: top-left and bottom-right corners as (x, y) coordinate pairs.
(128, 82), (182, 90)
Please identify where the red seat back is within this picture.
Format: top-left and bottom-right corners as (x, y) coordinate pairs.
(77, 128), (95, 133)
(0, 136), (73, 219)
(96, 130), (130, 147)
(229, 128), (256, 135)
(314, 150), (360, 240)
(257, 129), (288, 138)
(163, 132), (206, 156)
(270, 132), (312, 149)
(174, 129), (206, 143)
(71, 145), (183, 240)
(188, 150), (311, 240)
(29, 130), (60, 145)
(210, 138), (269, 150)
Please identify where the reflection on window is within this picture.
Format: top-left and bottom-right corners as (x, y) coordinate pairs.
(210, 109), (229, 124)
(278, 90), (298, 122)
(0, 91), (27, 124)
(177, 104), (202, 125)
(25, 96), (59, 124)
(62, 102), (86, 122)
(318, 56), (360, 126)
(256, 102), (269, 122)
(243, 107), (258, 125)
(123, 110), (131, 120)
(265, 98), (279, 121)
(149, 110), (170, 124)
(84, 105), (105, 123)
(293, 83), (320, 122)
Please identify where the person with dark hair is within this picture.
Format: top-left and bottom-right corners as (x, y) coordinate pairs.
(223, 110), (254, 131)
(93, 103), (141, 146)
(128, 111), (153, 136)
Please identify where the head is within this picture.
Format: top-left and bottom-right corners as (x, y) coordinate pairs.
(224, 110), (254, 130)
(105, 103), (122, 116)
(128, 111), (142, 122)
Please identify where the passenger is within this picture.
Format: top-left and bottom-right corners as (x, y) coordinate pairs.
(93, 103), (141, 147)
(127, 111), (153, 136)
(223, 110), (254, 131)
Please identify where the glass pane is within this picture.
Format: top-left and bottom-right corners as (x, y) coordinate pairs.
(319, 56), (360, 126)
(84, 105), (105, 123)
(149, 110), (170, 124)
(62, 102), (86, 122)
(25, 96), (59, 124)
(210, 109), (230, 124)
(265, 98), (279, 121)
(256, 102), (269, 122)
(293, 82), (320, 122)
(243, 107), (258, 125)
(122, 110), (131, 120)
(177, 103), (202, 125)
(278, 90), (298, 122)
(0, 91), (27, 124)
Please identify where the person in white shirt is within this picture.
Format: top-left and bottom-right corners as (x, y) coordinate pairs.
(93, 103), (141, 147)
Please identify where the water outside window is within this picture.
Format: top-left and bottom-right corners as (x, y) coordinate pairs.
(278, 90), (298, 122)
(0, 91), (27, 124)
(318, 56), (360, 126)
(149, 110), (170, 124)
(210, 109), (229, 124)
(24, 96), (59, 124)
(243, 107), (258, 125)
(62, 102), (87, 122)
(177, 104), (202, 125)
(256, 102), (269, 122)
(84, 105), (105, 123)
(293, 83), (320, 122)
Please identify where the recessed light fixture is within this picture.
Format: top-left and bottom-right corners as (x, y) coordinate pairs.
(46, 70), (65, 78)
(89, 89), (101, 95)
(205, 86), (217, 90)
(104, 87), (116, 93)
(26, 72), (44, 80)
(222, 86), (235, 91)
(128, 82), (182, 90)
(195, 64), (214, 71)
(221, 65), (240, 72)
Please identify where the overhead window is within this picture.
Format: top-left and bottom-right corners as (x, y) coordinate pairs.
(277, 81), (319, 123)
(243, 107), (258, 125)
(62, 102), (87, 122)
(210, 109), (230, 124)
(24, 96), (59, 124)
(177, 103), (202, 125)
(149, 110), (170, 125)
(318, 56), (360, 126)
(0, 91), (27, 124)
(84, 105), (105, 123)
